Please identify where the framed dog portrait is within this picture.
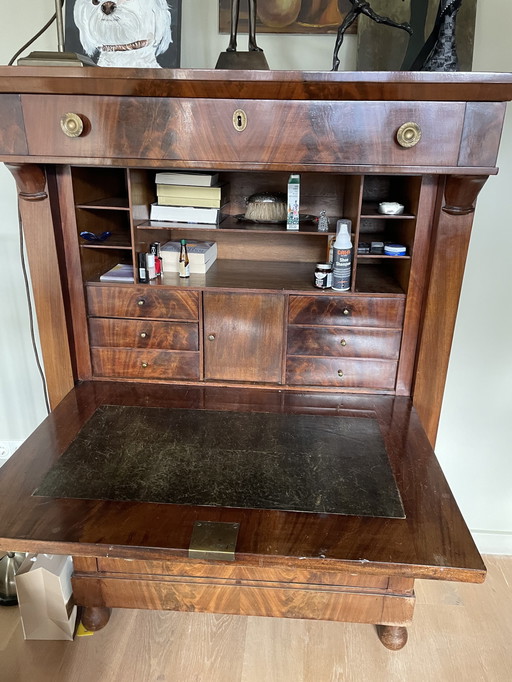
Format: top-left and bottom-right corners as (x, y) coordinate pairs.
(65, 0), (181, 68)
(219, 0), (356, 35)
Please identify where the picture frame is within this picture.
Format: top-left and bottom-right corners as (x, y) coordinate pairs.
(219, 0), (357, 36)
(65, 0), (181, 68)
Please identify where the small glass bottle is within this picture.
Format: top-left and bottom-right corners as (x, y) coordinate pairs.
(179, 239), (190, 278)
(314, 263), (333, 289)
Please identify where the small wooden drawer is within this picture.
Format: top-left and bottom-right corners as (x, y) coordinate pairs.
(89, 318), (199, 351)
(286, 357), (397, 389)
(91, 348), (200, 380)
(21, 95), (465, 168)
(288, 295), (405, 328)
(86, 286), (199, 321)
(287, 326), (401, 360)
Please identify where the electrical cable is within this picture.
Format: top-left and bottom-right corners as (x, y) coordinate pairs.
(8, 0), (65, 66)
(17, 209), (51, 415)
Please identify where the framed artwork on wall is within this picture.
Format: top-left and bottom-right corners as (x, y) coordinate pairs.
(65, 0), (181, 68)
(219, 0), (357, 36)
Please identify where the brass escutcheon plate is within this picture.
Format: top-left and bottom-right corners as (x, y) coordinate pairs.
(189, 520), (240, 561)
(233, 109), (247, 132)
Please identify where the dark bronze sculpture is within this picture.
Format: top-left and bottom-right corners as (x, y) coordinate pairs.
(227, 0), (263, 53)
(332, 0), (412, 71)
(409, 0), (463, 71)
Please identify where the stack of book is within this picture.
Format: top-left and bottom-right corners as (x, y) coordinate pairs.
(150, 171), (228, 225)
(161, 240), (218, 274)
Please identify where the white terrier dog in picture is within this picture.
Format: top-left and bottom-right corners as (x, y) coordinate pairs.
(73, 0), (172, 68)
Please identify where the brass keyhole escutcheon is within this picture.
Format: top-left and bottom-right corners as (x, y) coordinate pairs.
(233, 109), (247, 132)
(396, 122), (422, 148)
(60, 113), (84, 138)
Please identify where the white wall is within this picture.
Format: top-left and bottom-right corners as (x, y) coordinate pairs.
(1, 1), (510, 553)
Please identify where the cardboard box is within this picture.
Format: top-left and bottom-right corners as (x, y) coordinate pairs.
(15, 554), (77, 640)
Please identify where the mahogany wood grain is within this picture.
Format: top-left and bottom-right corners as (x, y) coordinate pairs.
(6, 164), (75, 408)
(286, 357), (397, 389)
(1, 67), (512, 102)
(203, 292), (285, 383)
(288, 295), (405, 328)
(0, 94), (27, 155)
(52, 166), (93, 381)
(89, 319), (199, 351)
(20, 95), (467, 169)
(0, 381), (485, 583)
(91, 349), (200, 380)
(72, 573), (415, 626)
(86, 285), (199, 320)
(413, 176), (488, 443)
(287, 326), (401, 360)
(458, 102), (507, 168)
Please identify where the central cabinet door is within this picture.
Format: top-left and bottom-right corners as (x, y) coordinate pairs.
(203, 292), (285, 383)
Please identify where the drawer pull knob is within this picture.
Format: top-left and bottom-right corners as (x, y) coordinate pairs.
(342, 308), (350, 316)
(337, 370), (344, 378)
(60, 113), (84, 138)
(340, 338), (347, 346)
(137, 299), (146, 306)
(141, 362), (149, 368)
(208, 334), (216, 341)
(397, 122), (422, 148)
(140, 332), (148, 339)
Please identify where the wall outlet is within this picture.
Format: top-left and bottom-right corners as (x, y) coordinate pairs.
(0, 440), (22, 464)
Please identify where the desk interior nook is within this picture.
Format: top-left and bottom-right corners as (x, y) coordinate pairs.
(1, 67), (512, 650)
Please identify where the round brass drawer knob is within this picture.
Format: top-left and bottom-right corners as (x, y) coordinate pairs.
(60, 113), (84, 138)
(342, 308), (350, 316)
(140, 332), (148, 339)
(340, 339), (347, 347)
(337, 370), (344, 378)
(141, 362), (149, 368)
(396, 122), (422, 148)
(137, 299), (145, 306)
(208, 334), (216, 341)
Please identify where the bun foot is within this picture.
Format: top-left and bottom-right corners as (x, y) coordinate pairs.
(376, 625), (408, 650)
(81, 606), (112, 632)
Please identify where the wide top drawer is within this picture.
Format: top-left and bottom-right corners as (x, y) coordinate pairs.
(21, 95), (469, 168)
(86, 286), (199, 321)
(289, 295), (405, 328)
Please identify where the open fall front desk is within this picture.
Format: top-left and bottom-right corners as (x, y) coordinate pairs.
(1, 68), (511, 650)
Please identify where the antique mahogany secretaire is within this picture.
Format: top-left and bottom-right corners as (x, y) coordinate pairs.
(1, 67), (512, 650)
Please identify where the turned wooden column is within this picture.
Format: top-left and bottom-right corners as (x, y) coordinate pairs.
(6, 163), (74, 409)
(413, 175), (489, 445)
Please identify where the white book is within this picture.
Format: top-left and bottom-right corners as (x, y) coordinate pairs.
(161, 241), (217, 274)
(150, 203), (220, 224)
(99, 264), (134, 282)
(154, 171), (219, 187)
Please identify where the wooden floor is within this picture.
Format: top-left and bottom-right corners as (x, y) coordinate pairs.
(1, 555), (511, 682)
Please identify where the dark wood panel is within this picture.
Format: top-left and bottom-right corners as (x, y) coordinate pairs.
(287, 326), (401, 360)
(0, 95), (27, 155)
(459, 102), (507, 168)
(0, 382), (485, 583)
(89, 318), (199, 351)
(21, 95), (465, 167)
(288, 295), (405, 328)
(91, 349), (200, 380)
(86, 285), (199, 320)
(3, 67), (512, 102)
(72, 573), (415, 625)
(286, 357), (397, 389)
(203, 292), (285, 383)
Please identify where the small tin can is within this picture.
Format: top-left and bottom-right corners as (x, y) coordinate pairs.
(314, 263), (332, 289)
